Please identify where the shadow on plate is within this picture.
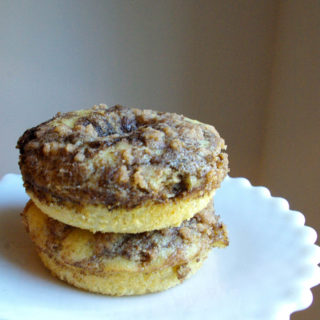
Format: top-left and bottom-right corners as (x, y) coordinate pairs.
(0, 205), (60, 285)
(0, 205), (120, 296)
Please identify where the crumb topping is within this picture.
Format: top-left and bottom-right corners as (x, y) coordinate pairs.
(24, 202), (228, 269)
(17, 104), (228, 209)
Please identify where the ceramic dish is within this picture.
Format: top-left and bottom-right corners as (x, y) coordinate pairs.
(0, 174), (319, 320)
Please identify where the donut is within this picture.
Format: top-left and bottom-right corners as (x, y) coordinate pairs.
(22, 201), (228, 295)
(17, 104), (228, 233)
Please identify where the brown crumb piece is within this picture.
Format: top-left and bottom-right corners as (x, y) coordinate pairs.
(176, 263), (191, 280)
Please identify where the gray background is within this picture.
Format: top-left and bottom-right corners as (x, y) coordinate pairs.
(0, 1), (319, 319)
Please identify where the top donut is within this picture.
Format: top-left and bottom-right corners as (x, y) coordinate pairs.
(17, 104), (228, 233)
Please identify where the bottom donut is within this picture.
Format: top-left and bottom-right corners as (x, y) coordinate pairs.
(22, 200), (228, 296)
(38, 250), (207, 296)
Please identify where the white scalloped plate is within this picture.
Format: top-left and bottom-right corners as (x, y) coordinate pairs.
(0, 174), (319, 320)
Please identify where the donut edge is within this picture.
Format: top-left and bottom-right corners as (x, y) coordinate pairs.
(38, 249), (209, 296)
(28, 190), (216, 233)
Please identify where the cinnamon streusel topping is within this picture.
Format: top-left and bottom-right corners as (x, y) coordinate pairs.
(17, 104), (228, 210)
(22, 201), (228, 273)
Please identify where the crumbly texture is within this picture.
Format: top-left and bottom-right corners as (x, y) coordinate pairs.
(22, 201), (228, 274)
(17, 104), (228, 211)
(38, 250), (207, 296)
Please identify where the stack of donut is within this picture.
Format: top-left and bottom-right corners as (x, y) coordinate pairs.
(17, 104), (229, 296)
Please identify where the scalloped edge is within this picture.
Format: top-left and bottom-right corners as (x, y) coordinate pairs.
(225, 175), (320, 318)
(0, 173), (23, 185)
(1, 173), (320, 319)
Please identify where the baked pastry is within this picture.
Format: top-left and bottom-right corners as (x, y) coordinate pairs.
(22, 200), (228, 296)
(17, 104), (229, 295)
(17, 104), (228, 233)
